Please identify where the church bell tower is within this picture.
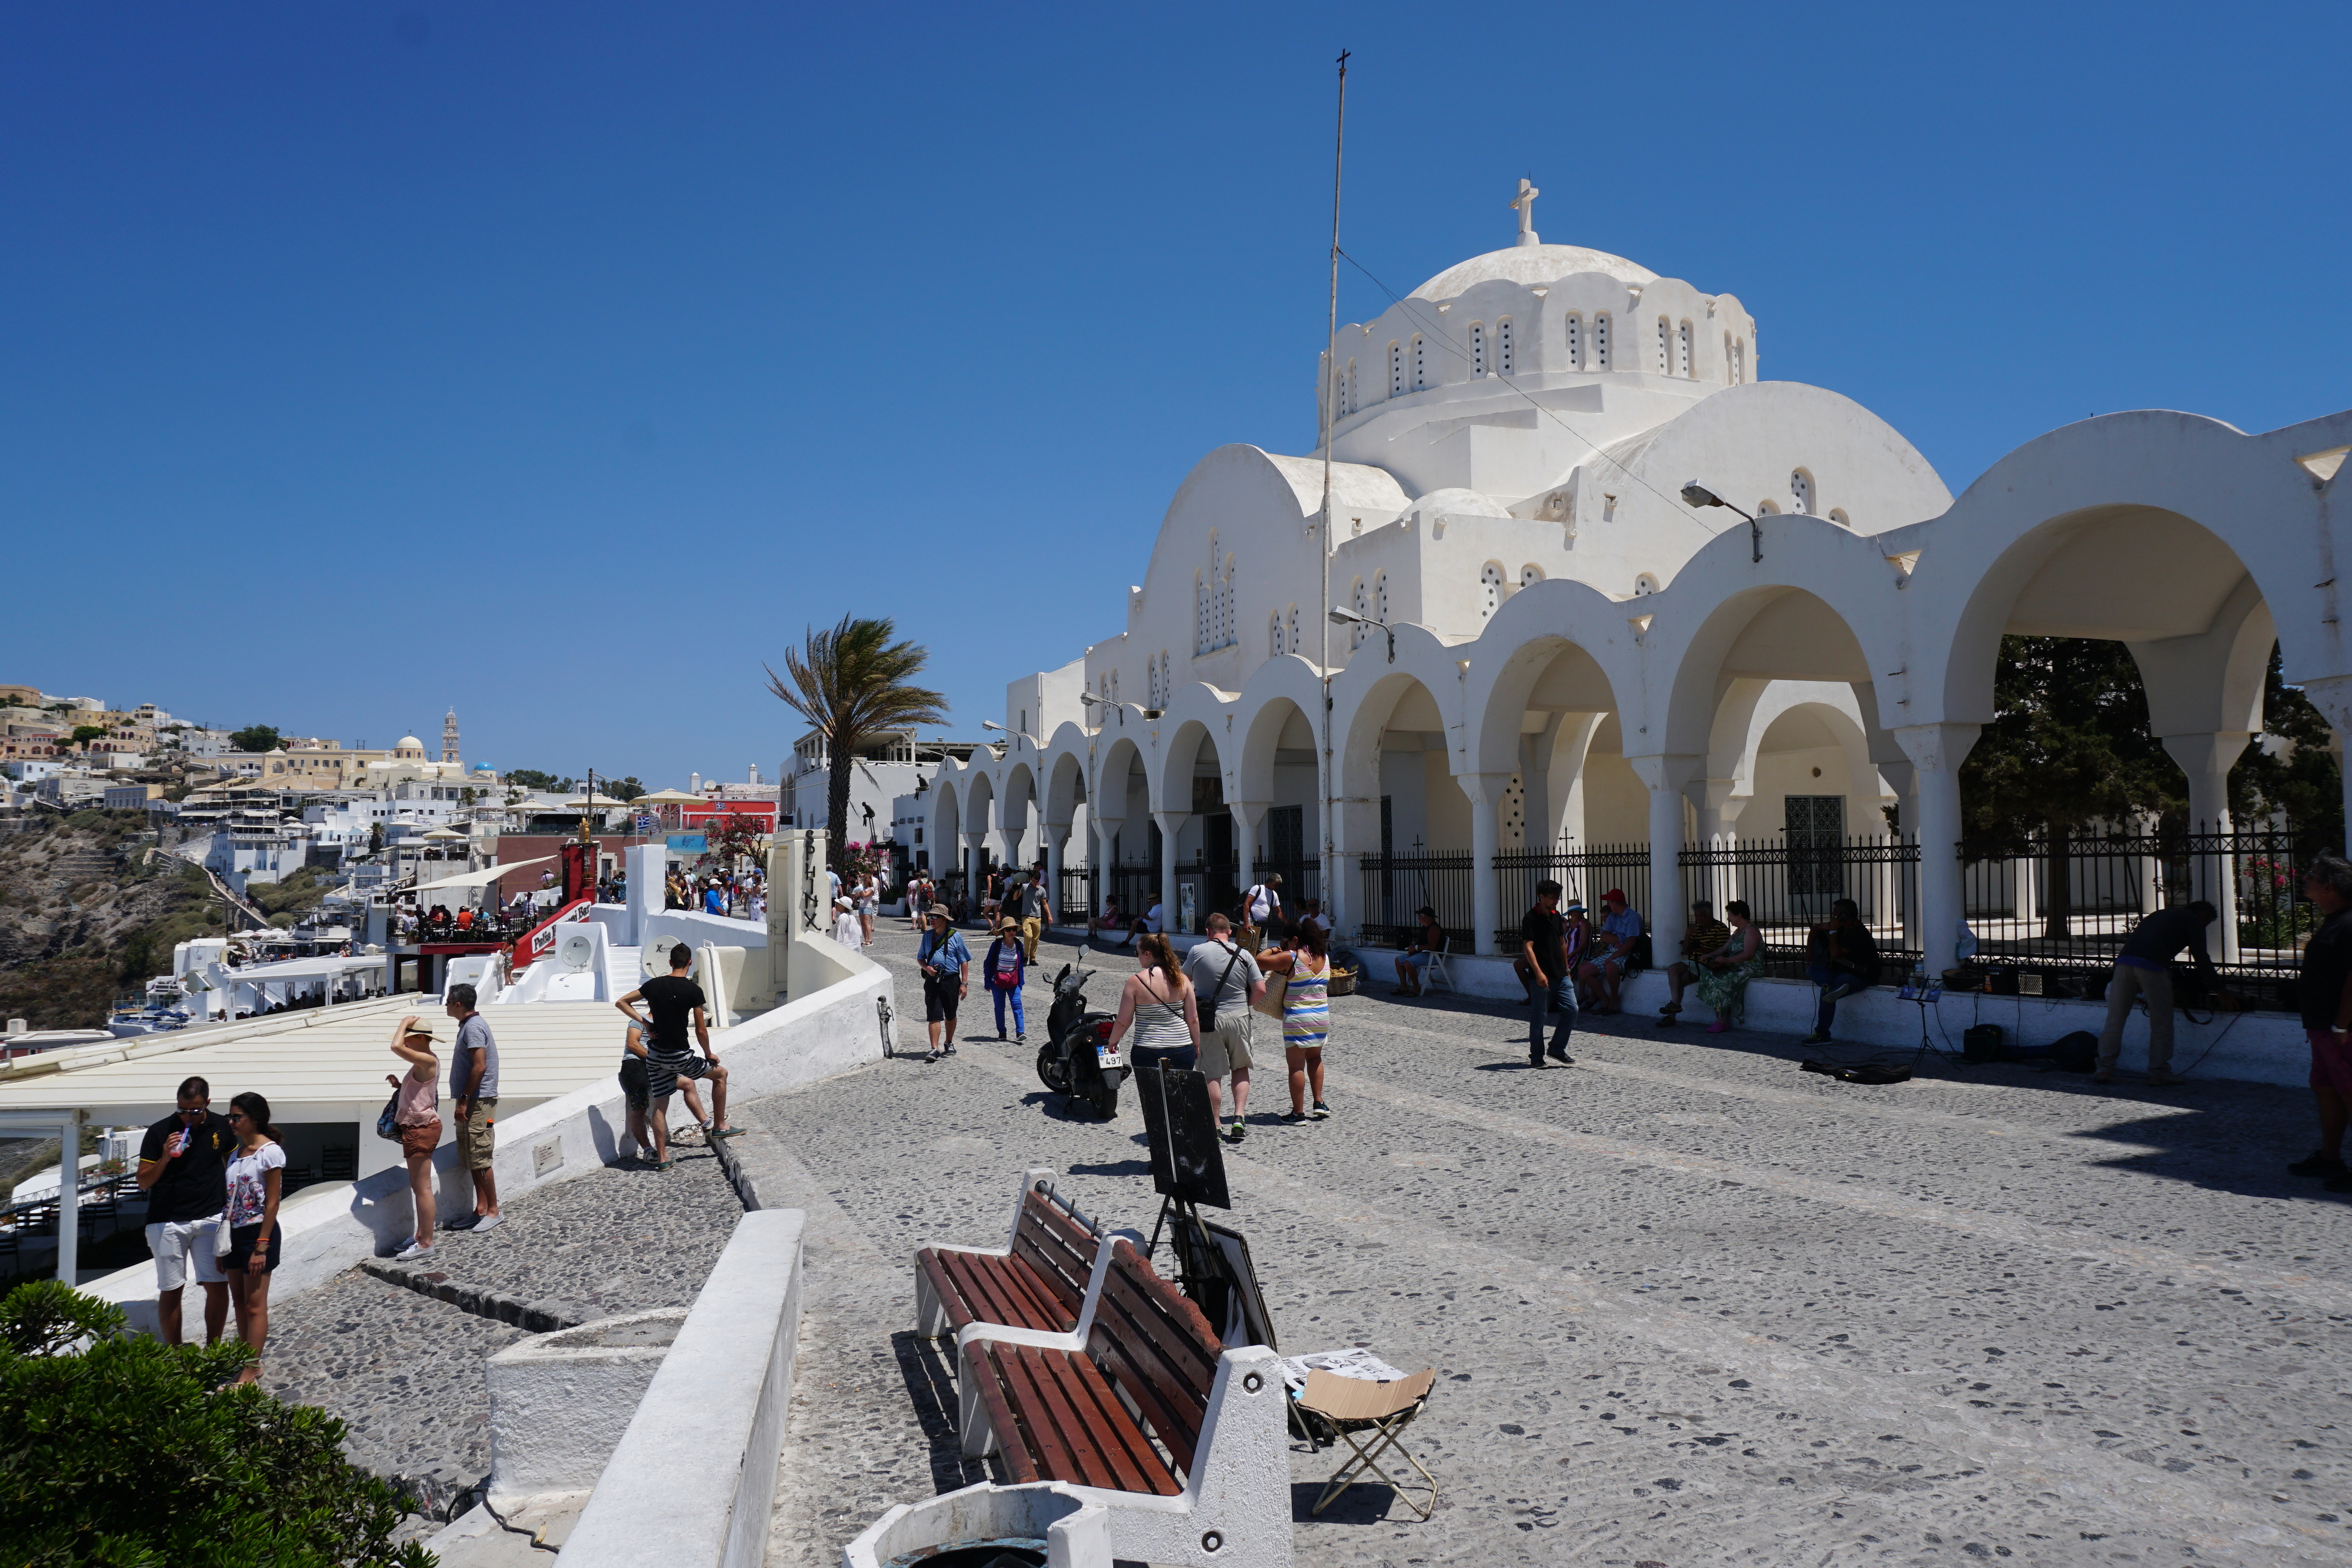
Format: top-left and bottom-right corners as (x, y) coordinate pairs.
(442, 708), (461, 764)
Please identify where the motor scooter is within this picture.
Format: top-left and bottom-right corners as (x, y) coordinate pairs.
(1035, 962), (1125, 1119)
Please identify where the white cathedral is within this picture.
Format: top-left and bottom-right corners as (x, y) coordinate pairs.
(930, 183), (2352, 972)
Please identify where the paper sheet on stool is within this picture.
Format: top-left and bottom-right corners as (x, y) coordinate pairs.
(1278, 1346), (1409, 1392)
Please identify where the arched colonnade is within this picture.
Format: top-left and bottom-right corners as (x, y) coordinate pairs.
(930, 410), (2352, 971)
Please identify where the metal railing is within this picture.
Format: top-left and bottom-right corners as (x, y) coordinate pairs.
(1357, 850), (1476, 952)
(1055, 865), (1094, 922)
(1491, 842), (1651, 951)
(1678, 833), (1922, 967)
(1959, 820), (2326, 976)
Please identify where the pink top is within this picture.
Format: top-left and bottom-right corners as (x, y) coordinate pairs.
(395, 1065), (439, 1126)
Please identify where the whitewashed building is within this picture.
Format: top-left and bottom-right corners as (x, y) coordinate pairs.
(927, 187), (2352, 971)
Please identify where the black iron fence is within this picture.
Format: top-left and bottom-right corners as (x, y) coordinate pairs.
(1960, 821), (2324, 978)
(1357, 850), (1476, 952)
(1055, 865), (1094, 923)
(1678, 834), (1922, 968)
(1490, 842), (1651, 951)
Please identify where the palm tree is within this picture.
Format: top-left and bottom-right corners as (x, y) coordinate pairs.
(764, 616), (948, 871)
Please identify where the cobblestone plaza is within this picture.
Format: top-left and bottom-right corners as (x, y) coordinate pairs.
(266, 928), (2352, 1564)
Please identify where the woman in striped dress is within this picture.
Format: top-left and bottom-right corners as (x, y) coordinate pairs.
(1260, 921), (1332, 1122)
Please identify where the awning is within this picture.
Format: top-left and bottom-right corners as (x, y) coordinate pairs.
(410, 855), (556, 894)
(220, 955), (387, 984)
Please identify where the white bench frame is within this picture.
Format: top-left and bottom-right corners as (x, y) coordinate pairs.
(913, 1167), (1117, 1341)
(953, 1322), (1292, 1568)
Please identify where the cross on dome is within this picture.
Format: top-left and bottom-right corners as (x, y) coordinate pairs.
(1509, 177), (1540, 248)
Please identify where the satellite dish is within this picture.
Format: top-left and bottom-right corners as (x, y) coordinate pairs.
(644, 935), (684, 977)
(558, 932), (597, 972)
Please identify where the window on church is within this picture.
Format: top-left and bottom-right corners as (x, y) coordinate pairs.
(1677, 320), (1692, 377)
(1270, 611), (1284, 658)
(1345, 358), (1358, 416)
(1194, 571), (1208, 656)
(1497, 317), (1513, 376)
(1389, 341), (1403, 397)
(1756, 499), (1780, 515)
(1790, 470), (1813, 516)
(1373, 570), (1389, 624)
(1563, 313), (1581, 370)
(1287, 604), (1299, 657)
(1593, 313), (1611, 369)
(1411, 336), (1426, 390)
(1730, 336), (1746, 383)
(1349, 577), (1367, 649)
(1633, 573), (1660, 596)
(1470, 322), (1486, 377)
(1480, 561), (1505, 618)
(1521, 563), (1545, 590)
(1656, 317), (1671, 375)
(1829, 507), (1852, 528)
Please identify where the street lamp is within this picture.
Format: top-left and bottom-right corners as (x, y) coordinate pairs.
(1329, 604), (1394, 663)
(1681, 481), (1762, 564)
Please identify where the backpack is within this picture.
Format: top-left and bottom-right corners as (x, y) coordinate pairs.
(2050, 1030), (2098, 1073)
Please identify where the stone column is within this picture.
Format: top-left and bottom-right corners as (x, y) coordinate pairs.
(1153, 810), (1192, 934)
(2162, 730), (2254, 964)
(962, 833), (985, 912)
(1626, 754), (1702, 962)
(1893, 723), (1981, 974)
(2310, 674), (2352, 848)
(1230, 801), (1269, 897)
(1463, 773), (1514, 955)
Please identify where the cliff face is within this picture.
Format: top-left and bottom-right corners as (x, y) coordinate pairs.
(0, 810), (223, 1029)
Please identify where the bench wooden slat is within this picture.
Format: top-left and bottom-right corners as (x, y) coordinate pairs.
(1033, 1345), (1180, 1495)
(1087, 1243), (1221, 1474)
(970, 1342), (1044, 1486)
(1010, 1192), (1098, 1311)
(995, 1345), (1092, 1487)
(944, 1249), (1064, 1333)
(978, 1342), (1183, 1497)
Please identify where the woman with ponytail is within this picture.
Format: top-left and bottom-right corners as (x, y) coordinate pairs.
(222, 1090), (285, 1385)
(1103, 930), (1200, 1073)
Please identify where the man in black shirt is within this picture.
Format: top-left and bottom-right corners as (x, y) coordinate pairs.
(1518, 879), (1577, 1069)
(2289, 855), (2352, 1189)
(615, 945), (734, 1169)
(136, 1074), (235, 1345)
(2093, 901), (2218, 1085)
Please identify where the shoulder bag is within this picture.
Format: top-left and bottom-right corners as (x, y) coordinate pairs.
(1196, 942), (1245, 1032)
(1251, 965), (1288, 1019)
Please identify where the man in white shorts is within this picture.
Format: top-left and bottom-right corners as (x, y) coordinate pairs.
(1182, 914), (1265, 1144)
(136, 1075), (235, 1345)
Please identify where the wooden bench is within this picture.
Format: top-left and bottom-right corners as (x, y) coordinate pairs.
(914, 1168), (1108, 1340)
(956, 1237), (1292, 1567)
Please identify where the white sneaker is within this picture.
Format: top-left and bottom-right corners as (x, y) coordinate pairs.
(395, 1239), (433, 1262)
(471, 1213), (504, 1235)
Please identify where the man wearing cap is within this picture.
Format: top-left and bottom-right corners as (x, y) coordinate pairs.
(1579, 889), (1645, 1015)
(917, 908), (973, 1062)
(1242, 872), (1284, 947)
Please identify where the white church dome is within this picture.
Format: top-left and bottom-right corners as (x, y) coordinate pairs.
(1411, 243), (1656, 302)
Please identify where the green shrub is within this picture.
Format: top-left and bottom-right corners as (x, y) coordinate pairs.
(0, 1281), (435, 1567)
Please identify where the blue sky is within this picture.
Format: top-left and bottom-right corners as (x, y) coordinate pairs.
(5, 2), (2347, 787)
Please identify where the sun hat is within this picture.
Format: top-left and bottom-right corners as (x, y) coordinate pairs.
(1602, 888), (1626, 904)
(925, 907), (952, 924)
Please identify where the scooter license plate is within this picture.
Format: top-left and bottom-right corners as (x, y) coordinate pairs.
(1095, 1048), (1122, 1070)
